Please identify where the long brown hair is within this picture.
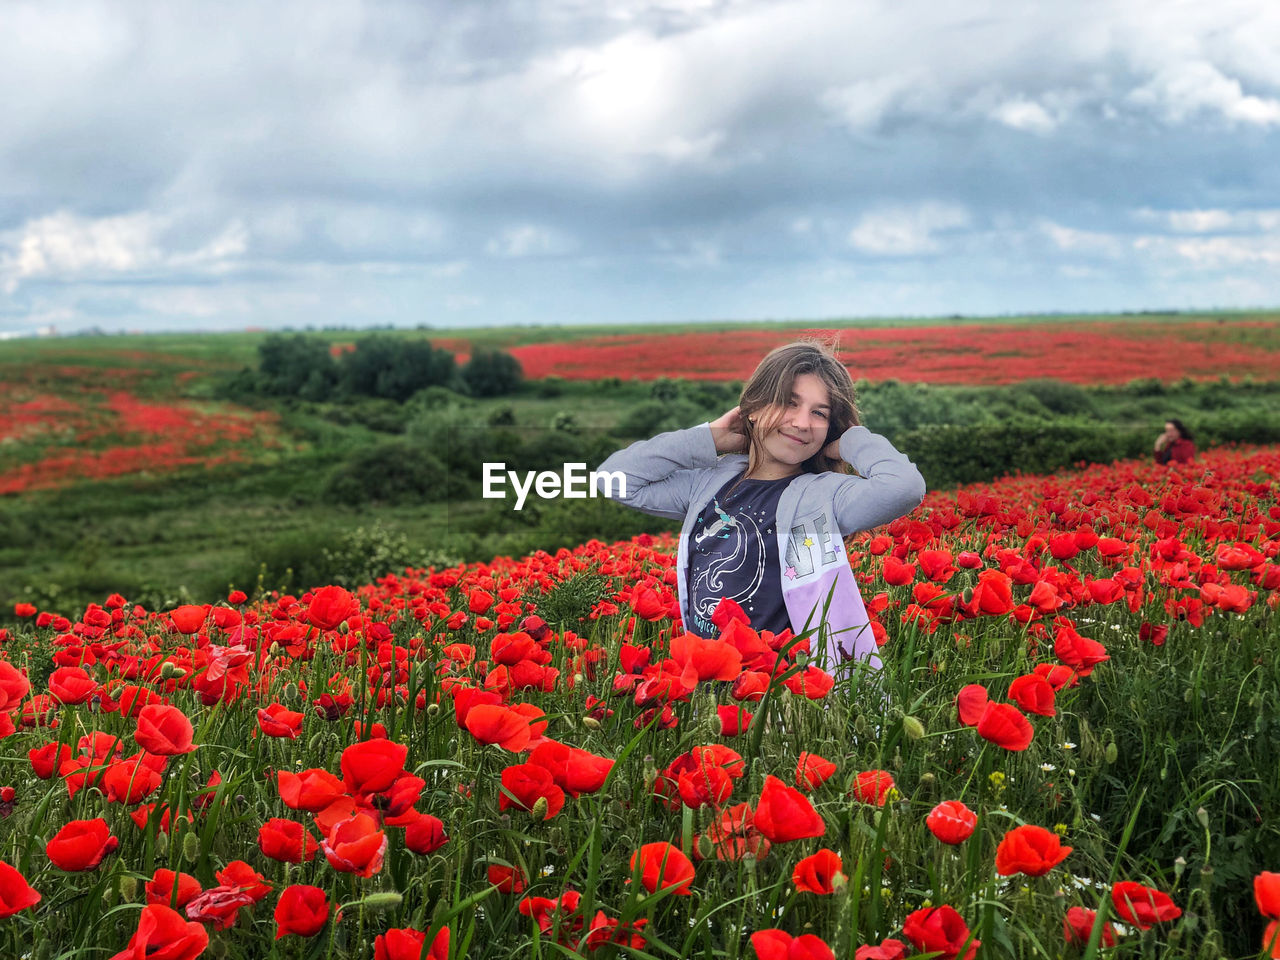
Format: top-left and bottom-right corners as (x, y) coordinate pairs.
(738, 340), (861, 478)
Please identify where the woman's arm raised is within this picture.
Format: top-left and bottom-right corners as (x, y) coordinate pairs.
(822, 426), (927, 534)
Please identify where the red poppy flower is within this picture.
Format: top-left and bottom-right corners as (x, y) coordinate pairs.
(306, 585), (357, 630)
(782, 666), (835, 700)
(967, 569), (1013, 616)
(754, 775), (825, 844)
(183, 885), (255, 931)
(792, 849), (845, 894)
(855, 940), (908, 960)
(1264, 922), (1280, 959)
(584, 910), (648, 951)
(926, 800), (977, 845)
(216, 860), (271, 903)
(1007, 674), (1056, 717)
(995, 824), (1072, 876)
(47, 666), (97, 706)
(102, 755), (165, 804)
(340, 738), (409, 795)
(0, 859), (41, 919)
(257, 819), (319, 863)
(168, 604), (210, 635)
(902, 905), (980, 960)
(955, 684), (988, 727)
(274, 884), (329, 939)
(750, 929), (836, 960)
(29, 742), (73, 780)
(46, 818), (119, 871)
(277, 768), (347, 812)
(488, 864), (527, 893)
(976, 702), (1034, 751)
(135, 704), (198, 756)
(321, 813), (387, 877)
(631, 842), (695, 896)
(108, 904), (209, 960)
(257, 703), (305, 739)
(0, 661), (30, 712)
(1033, 663), (1079, 689)
(375, 927), (450, 960)
(1053, 622), (1109, 677)
(1258, 872), (1280, 920)
(1062, 906), (1116, 947)
(145, 869), (202, 908)
(790, 752), (835, 792)
(671, 633), (742, 682)
(717, 705), (753, 736)
(465, 704), (533, 752)
(677, 762), (733, 809)
(13, 602), (36, 618)
(1111, 881), (1182, 930)
(882, 556), (916, 586)
(851, 770), (895, 806)
(403, 812), (449, 855)
(499, 763), (565, 819)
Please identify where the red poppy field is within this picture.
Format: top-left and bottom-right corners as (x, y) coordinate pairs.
(0, 359), (282, 496)
(0, 443), (1277, 959)
(503, 318), (1280, 384)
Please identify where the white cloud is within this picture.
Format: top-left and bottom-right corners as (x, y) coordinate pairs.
(0, 210), (248, 293)
(821, 75), (920, 132)
(1127, 60), (1280, 127)
(485, 225), (576, 258)
(1039, 221), (1126, 259)
(991, 98), (1057, 134)
(1134, 207), (1280, 234)
(849, 203), (969, 256)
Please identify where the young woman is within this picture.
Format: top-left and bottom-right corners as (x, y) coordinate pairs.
(596, 341), (925, 671)
(1154, 418), (1195, 465)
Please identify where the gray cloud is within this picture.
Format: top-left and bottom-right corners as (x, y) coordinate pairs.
(1, 0), (1277, 333)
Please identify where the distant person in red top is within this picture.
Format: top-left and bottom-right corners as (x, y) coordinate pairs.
(1154, 418), (1195, 465)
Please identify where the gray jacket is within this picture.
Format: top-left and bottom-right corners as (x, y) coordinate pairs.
(596, 423), (926, 669)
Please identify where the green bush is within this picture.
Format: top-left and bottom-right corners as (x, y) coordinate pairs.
(461, 350), (523, 397)
(321, 440), (463, 505)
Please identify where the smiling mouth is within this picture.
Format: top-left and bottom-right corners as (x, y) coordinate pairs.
(781, 432), (807, 444)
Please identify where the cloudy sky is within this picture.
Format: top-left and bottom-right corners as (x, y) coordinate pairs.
(2, 0), (1278, 335)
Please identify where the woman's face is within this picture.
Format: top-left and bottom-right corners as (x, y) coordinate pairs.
(1164, 421), (1180, 439)
(751, 373), (832, 479)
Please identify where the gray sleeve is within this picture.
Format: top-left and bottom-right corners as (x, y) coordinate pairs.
(594, 423), (720, 521)
(829, 426), (927, 532)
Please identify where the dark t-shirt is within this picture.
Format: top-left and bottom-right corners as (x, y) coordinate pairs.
(687, 473), (796, 637)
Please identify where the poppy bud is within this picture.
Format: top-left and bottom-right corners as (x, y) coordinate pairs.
(426, 702), (440, 716)
(183, 831), (200, 862)
(642, 755), (657, 791)
(1196, 807), (1210, 830)
(308, 733), (327, 753)
(284, 682), (299, 701)
(359, 892), (403, 912)
(530, 797), (548, 820)
(209, 939), (228, 960)
(902, 716), (926, 740)
(1104, 742), (1118, 764)
(155, 832), (169, 857)
(1174, 856), (1186, 879)
(160, 662), (181, 680)
(696, 834), (714, 860)
(582, 716), (601, 731)
(119, 875), (138, 902)
(854, 715), (868, 736)
(961, 587), (974, 605)
(268, 643), (282, 658)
